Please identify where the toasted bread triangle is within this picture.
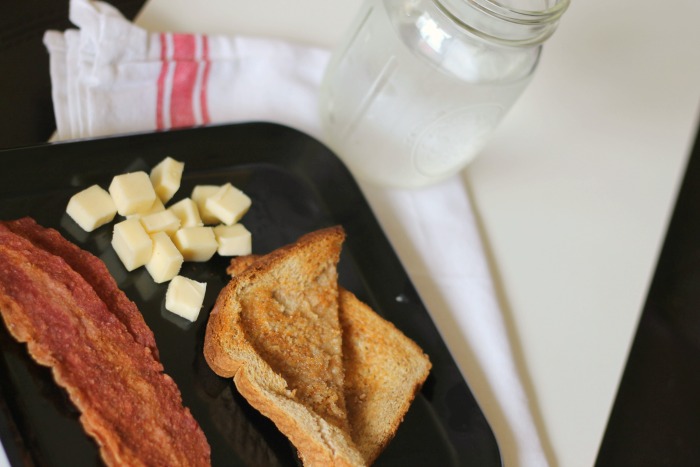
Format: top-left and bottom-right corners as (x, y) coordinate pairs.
(204, 226), (364, 466)
(220, 230), (431, 465)
(338, 289), (431, 464)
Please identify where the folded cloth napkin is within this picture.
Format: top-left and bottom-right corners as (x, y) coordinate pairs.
(44, 0), (330, 141)
(43, 1), (548, 465)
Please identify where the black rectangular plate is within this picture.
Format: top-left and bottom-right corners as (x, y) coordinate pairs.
(0, 122), (500, 466)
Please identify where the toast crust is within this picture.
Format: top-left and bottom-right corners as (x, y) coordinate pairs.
(234, 364), (361, 467)
(204, 226), (364, 466)
(220, 235), (431, 465)
(338, 289), (431, 464)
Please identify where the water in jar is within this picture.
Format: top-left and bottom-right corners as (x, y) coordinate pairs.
(319, 0), (541, 188)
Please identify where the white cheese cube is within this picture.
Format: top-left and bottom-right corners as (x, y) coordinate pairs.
(126, 198), (165, 220)
(111, 218), (153, 271)
(172, 226), (217, 262)
(205, 183), (251, 226)
(146, 232), (183, 283)
(140, 210), (181, 236)
(150, 156), (184, 203)
(109, 171), (157, 216)
(165, 275), (207, 322)
(214, 224), (252, 256)
(66, 185), (117, 232)
(191, 185), (221, 225)
(167, 198), (203, 228)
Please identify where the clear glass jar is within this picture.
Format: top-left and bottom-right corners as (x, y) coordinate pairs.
(318, 0), (569, 188)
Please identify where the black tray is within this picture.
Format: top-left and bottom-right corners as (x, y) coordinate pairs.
(0, 123), (500, 466)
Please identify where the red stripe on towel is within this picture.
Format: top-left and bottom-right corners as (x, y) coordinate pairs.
(172, 33), (196, 60)
(170, 61), (198, 128)
(155, 33), (168, 130)
(200, 35), (211, 125)
(170, 34), (198, 128)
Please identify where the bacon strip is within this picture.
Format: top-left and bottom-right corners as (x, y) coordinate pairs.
(0, 221), (210, 466)
(3, 217), (159, 360)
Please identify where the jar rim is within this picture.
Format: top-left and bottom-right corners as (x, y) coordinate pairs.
(473, 0), (570, 24)
(434, 0), (570, 46)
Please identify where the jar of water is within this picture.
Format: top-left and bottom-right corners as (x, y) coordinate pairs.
(319, 0), (569, 188)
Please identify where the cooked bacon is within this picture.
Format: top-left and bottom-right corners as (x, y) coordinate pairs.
(3, 217), (159, 360)
(0, 221), (210, 466)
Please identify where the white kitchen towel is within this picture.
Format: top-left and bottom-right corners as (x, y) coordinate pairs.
(44, 0), (329, 141)
(43, 1), (547, 465)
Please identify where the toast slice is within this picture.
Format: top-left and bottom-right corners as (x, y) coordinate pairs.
(204, 226), (364, 466)
(338, 288), (431, 464)
(223, 235), (432, 465)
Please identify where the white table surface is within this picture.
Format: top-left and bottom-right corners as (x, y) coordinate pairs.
(133, 1), (700, 466)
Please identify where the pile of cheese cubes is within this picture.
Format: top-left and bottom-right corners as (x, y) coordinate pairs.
(65, 157), (252, 322)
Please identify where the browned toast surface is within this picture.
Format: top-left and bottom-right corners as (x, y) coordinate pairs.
(339, 289), (431, 464)
(222, 234), (431, 465)
(204, 226), (363, 465)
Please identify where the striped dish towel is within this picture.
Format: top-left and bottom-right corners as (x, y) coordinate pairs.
(43, 0), (329, 141)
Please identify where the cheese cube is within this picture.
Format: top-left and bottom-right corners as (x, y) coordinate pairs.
(111, 218), (153, 271)
(172, 226), (217, 262)
(150, 156), (184, 203)
(109, 171), (157, 216)
(127, 198), (165, 220)
(165, 275), (207, 322)
(191, 185), (221, 225)
(146, 232), (183, 283)
(168, 198), (203, 228)
(66, 185), (117, 232)
(205, 183), (251, 226)
(140, 210), (181, 236)
(214, 224), (252, 256)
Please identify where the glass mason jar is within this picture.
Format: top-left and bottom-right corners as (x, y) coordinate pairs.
(318, 0), (569, 188)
